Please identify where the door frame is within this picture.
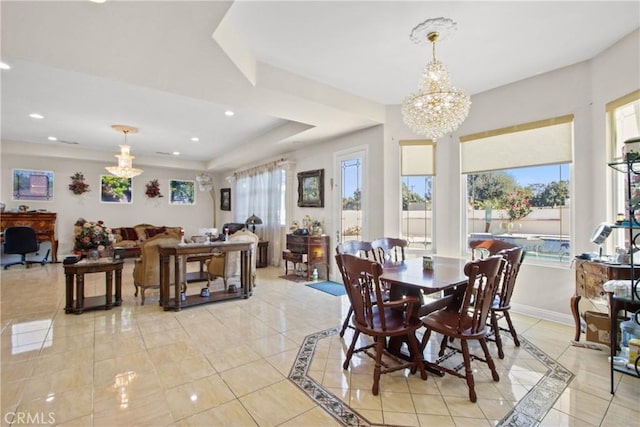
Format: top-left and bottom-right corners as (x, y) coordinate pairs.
(333, 145), (369, 280)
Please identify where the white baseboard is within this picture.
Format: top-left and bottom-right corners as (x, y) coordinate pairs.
(511, 302), (575, 326)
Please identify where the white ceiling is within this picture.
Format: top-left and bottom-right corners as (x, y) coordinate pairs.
(2, 1), (638, 173)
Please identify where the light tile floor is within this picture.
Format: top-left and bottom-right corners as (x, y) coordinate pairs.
(1, 262), (638, 426)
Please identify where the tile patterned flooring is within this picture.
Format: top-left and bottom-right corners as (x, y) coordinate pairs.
(1, 262), (639, 426)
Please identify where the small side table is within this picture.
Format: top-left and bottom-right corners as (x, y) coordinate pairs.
(64, 258), (124, 314)
(257, 240), (269, 268)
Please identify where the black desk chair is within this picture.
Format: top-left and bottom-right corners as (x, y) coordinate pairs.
(3, 226), (49, 269)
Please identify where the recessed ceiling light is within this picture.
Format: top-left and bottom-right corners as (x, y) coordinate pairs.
(173, 151), (180, 156)
(47, 136), (57, 141)
(191, 137), (199, 142)
(29, 113), (44, 119)
(224, 110), (234, 117)
(0, 62), (10, 70)
(89, 0), (107, 3)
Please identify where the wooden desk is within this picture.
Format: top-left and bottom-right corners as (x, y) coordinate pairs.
(1, 212), (58, 262)
(158, 242), (253, 311)
(572, 259), (639, 342)
(64, 258), (123, 314)
(284, 235), (329, 280)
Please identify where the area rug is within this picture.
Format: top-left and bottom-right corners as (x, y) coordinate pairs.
(305, 281), (346, 296)
(289, 327), (575, 426)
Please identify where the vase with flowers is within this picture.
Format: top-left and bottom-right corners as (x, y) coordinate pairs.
(145, 179), (163, 198)
(73, 220), (114, 258)
(69, 172), (90, 195)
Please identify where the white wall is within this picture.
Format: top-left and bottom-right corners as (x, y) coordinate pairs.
(384, 29), (640, 323)
(1, 153), (214, 256)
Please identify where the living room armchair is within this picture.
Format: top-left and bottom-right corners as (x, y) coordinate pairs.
(133, 231), (181, 305)
(228, 229), (259, 289)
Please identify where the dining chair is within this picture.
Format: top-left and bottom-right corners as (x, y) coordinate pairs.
(489, 246), (525, 359)
(335, 240), (375, 337)
(336, 253), (428, 395)
(371, 237), (407, 264)
(470, 239), (517, 260)
(419, 255), (505, 402)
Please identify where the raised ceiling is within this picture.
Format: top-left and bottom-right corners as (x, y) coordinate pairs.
(2, 1), (638, 172)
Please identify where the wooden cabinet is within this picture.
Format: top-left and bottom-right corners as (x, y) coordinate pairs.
(572, 259), (638, 342)
(1, 212), (58, 262)
(283, 234), (329, 280)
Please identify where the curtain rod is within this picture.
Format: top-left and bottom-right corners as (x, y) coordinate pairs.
(232, 158), (288, 178)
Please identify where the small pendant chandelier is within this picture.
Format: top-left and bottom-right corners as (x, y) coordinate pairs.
(105, 125), (143, 179)
(402, 18), (471, 140)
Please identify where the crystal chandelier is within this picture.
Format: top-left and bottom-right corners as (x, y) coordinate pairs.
(402, 18), (471, 140)
(105, 125), (143, 179)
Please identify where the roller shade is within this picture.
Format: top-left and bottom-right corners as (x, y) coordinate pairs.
(400, 140), (435, 176)
(460, 115), (573, 174)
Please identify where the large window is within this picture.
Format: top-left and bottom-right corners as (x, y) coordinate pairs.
(608, 90), (640, 250)
(461, 116), (573, 264)
(400, 141), (434, 254)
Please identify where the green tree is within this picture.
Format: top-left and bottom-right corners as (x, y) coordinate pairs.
(402, 182), (426, 210)
(528, 180), (569, 207)
(342, 189), (361, 210)
(467, 172), (517, 209)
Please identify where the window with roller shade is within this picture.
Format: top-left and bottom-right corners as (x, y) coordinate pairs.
(461, 116), (573, 264)
(608, 90), (640, 251)
(400, 140), (434, 254)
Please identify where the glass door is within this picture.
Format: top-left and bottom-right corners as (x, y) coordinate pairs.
(334, 147), (368, 245)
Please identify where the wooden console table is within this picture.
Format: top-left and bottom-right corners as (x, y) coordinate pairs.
(1, 211), (58, 262)
(64, 258), (123, 314)
(572, 258), (640, 346)
(158, 242), (253, 311)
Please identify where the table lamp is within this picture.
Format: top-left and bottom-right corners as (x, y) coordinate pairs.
(245, 214), (262, 233)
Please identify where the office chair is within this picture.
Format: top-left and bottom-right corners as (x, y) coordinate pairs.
(3, 226), (49, 269)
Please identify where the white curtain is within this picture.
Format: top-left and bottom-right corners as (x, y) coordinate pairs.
(233, 160), (288, 266)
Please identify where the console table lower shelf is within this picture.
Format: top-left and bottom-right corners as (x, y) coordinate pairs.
(64, 258), (123, 314)
(158, 241), (253, 311)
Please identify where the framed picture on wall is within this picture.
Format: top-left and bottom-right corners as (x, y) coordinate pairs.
(12, 169), (54, 201)
(169, 179), (195, 205)
(297, 169), (324, 207)
(220, 188), (231, 211)
(100, 175), (133, 203)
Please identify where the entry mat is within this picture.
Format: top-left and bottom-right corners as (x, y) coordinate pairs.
(306, 281), (346, 296)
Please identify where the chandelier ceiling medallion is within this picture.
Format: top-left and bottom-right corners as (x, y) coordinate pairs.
(402, 17), (471, 140)
(105, 124), (143, 179)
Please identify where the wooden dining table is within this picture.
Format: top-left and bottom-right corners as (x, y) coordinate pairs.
(380, 256), (469, 375)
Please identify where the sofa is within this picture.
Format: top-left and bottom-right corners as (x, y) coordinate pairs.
(112, 223), (182, 257)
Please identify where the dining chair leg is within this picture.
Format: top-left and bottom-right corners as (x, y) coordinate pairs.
(460, 340), (477, 402)
(372, 337), (386, 395)
(490, 311), (505, 359)
(438, 334), (448, 357)
(343, 330), (360, 370)
(419, 328), (432, 353)
(407, 333), (428, 380)
(480, 338), (500, 381)
(339, 307), (353, 337)
(503, 311), (520, 347)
